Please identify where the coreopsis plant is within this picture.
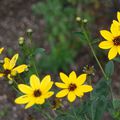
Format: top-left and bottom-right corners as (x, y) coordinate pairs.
(55, 71), (93, 102)
(0, 53), (27, 80)
(1, 11), (120, 120)
(15, 74), (54, 109)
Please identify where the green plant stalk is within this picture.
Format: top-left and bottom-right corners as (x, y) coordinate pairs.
(82, 27), (108, 80)
(34, 105), (54, 120)
(12, 79), (22, 95)
(87, 76), (94, 120)
(32, 61), (39, 77)
(70, 103), (79, 120)
(27, 33), (39, 77)
(82, 26), (114, 112)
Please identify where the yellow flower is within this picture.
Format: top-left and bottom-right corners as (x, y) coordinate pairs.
(99, 12), (120, 60)
(0, 53), (27, 80)
(55, 71), (93, 102)
(15, 74), (54, 109)
(0, 47), (4, 54)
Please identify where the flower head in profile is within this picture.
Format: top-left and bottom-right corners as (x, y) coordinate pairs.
(0, 47), (4, 54)
(55, 71), (93, 102)
(0, 53), (27, 80)
(99, 12), (120, 60)
(51, 98), (62, 110)
(15, 74), (54, 109)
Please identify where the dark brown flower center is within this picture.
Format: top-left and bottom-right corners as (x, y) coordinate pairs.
(68, 83), (77, 91)
(34, 90), (41, 97)
(4, 70), (11, 75)
(113, 36), (120, 46)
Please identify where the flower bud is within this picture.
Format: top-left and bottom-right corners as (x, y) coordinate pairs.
(83, 65), (95, 76)
(0, 60), (4, 64)
(18, 37), (24, 45)
(26, 28), (33, 36)
(76, 16), (81, 22)
(83, 19), (88, 23)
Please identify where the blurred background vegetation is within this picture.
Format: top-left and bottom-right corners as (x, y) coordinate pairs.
(0, 0), (120, 120)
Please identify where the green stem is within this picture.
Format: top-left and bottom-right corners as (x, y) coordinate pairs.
(32, 61), (39, 77)
(82, 27), (108, 80)
(70, 104), (79, 120)
(88, 76), (94, 120)
(84, 114), (90, 120)
(109, 84), (114, 107)
(12, 86), (21, 94)
(34, 105), (54, 120)
(82, 26), (114, 111)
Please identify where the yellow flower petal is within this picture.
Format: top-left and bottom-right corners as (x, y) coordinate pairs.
(0, 73), (4, 77)
(40, 75), (51, 90)
(117, 11), (120, 23)
(79, 85), (93, 93)
(18, 84), (33, 94)
(113, 20), (120, 26)
(108, 46), (118, 60)
(35, 97), (45, 104)
(55, 82), (67, 88)
(112, 20), (120, 33)
(3, 57), (10, 70)
(99, 41), (113, 49)
(77, 74), (87, 85)
(42, 81), (53, 93)
(7, 74), (13, 80)
(110, 22), (120, 36)
(30, 74), (41, 89)
(69, 71), (77, 83)
(117, 46), (120, 54)
(60, 72), (69, 84)
(25, 100), (35, 109)
(100, 30), (113, 41)
(12, 64), (27, 74)
(74, 88), (84, 97)
(56, 89), (69, 98)
(9, 54), (19, 70)
(15, 95), (30, 104)
(43, 92), (54, 98)
(0, 47), (4, 54)
(67, 92), (76, 102)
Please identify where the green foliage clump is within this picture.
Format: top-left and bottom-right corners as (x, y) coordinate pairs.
(32, 0), (80, 73)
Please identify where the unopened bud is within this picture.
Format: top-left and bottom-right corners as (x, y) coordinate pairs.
(27, 28), (33, 36)
(19, 37), (24, 45)
(8, 80), (13, 85)
(0, 60), (4, 64)
(83, 19), (88, 23)
(25, 68), (29, 72)
(76, 17), (81, 22)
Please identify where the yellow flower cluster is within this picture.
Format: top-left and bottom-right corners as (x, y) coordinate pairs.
(0, 47), (93, 109)
(99, 12), (120, 60)
(15, 71), (93, 109)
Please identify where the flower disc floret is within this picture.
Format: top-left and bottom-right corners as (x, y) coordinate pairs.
(68, 83), (77, 91)
(113, 36), (120, 45)
(34, 90), (41, 97)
